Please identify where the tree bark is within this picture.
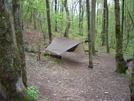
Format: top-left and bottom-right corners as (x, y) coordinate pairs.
(79, 0), (83, 35)
(55, 0), (58, 32)
(60, 1), (64, 31)
(114, 0), (127, 73)
(105, 0), (110, 53)
(46, 0), (52, 43)
(91, 0), (96, 55)
(101, 1), (106, 46)
(122, 0), (125, 34)
(130, 55), (134, 100)
(64, 0), (70, 38)
(12, 0), (27, 86)
(0, 0), (27, 100)
(33, 7), (37, 29)
(86, 0), (93, 68)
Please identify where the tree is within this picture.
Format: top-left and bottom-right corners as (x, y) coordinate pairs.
(12, 0), (27, 86)
(0, 0), (27, 100)
(33, 7), (37, 29)
(105, 0), (110, 53)
(130, 56), (134, 100)
(114, 0), (127, 73)
(91, 0), (96, 55)
(55, 0), (58, 32)
(79, 0), (84, 35)
(122, 0), (125, 35)
(101, 0), (109, 53)
(86, 0), (93, 68)
(101, 1), (106, 46)
(46, 0), (52, 43)
(63, 0), (70, 38)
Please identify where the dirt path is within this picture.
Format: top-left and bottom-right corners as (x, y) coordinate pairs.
(24, 25), (130, 101)
(26, 46), (130, 101)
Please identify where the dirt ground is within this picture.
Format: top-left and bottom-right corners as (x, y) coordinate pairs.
(24, 25), (131, 101)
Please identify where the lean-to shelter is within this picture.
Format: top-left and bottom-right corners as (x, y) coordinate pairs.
(46, 37), (85, 55)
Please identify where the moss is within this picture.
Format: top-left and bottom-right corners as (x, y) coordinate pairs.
(8, 66), (17, 72)
(13, 45), (19, 51)
(0, 1), (27, 100)
(115, 62), (126, 73)
(7, 90), (27, 101)
(115, 55), (127, 74)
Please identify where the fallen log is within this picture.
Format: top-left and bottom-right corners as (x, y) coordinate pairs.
(25, 47), (61, 59)
(126, 58), (133, 62)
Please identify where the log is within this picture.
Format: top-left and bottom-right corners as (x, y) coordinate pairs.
(126, 58), (133, 62)
(25, 48), (61, 59)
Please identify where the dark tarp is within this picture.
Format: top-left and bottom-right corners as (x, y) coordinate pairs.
(46, 37), (85, 55)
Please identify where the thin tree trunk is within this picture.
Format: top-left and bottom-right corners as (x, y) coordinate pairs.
(122, 0), (125, 34)
(105, 0), (110, 53)
(64, 0), (70, 38)
(29, 10), (33, 23)
(29, 1), (33, 23)
(86, 0), (93, 68)
(79, 0), (82, 35)
(33, 8), (37, 29)
(81, 7), (84, 35)
(114, 0), (127, 73)
(91, 0), (96, 55)
(101, 2), (106, 46)
(130, 56), (134, 100)
(60, 1), (64, 31)
(46, 0), (52, 43)
(55, 0), (58, 32)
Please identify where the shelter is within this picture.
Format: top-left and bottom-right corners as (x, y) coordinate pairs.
(46, 37), (85, 55)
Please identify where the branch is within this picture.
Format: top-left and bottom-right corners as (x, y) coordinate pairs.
(125, 4), (134, 27)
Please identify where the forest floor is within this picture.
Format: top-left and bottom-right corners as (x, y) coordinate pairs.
(23, 25), (132, 101)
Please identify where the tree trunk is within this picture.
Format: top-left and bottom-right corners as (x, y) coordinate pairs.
(114, 0), (127, 73)
(60, 1), (64, 31)
(105, 0), (110, 53)
(55, 0), (58, 32)
(130, 55), (134, 100)
(33, 8), (37, 29)
(64, 0), (70, 38)
(12, 0), (27, 86)
(46, 0), (52, 43)
(91, 0), (96, 55)
(29, 1), (33, 23)
(101, 1), (106, 46)
(86, 0), (93, 68)
(0, 0), (27, 100)
(79, 0), (83, 35)
(122, 0), (125, 35)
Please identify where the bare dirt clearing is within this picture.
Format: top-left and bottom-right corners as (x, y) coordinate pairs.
(24, 25), (130, 101)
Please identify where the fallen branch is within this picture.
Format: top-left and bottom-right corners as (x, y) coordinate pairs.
(126, 58), (133, 62)
(124, 58), (133, 63)
(25, 47), (61, 59)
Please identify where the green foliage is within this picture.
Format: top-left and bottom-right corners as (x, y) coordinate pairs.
(125, 70), (131, 76)
(44, 95), (51, 101)
(123, 38), (134, 57)
(61, 95), (67, 98)
(21, 0), (134, 65)
(30, 61), (37, 66)
(28, 46), (33, 52)
(25, 85), (39, 101)
(48, 60), (55, 64)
